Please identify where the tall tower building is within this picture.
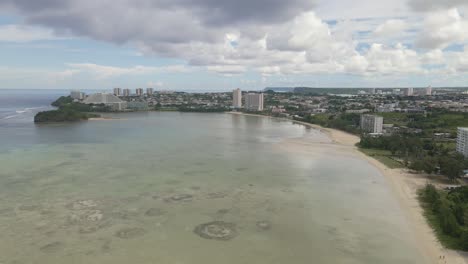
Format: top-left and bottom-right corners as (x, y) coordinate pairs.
(136, 88), (144, 96)
(426, 86), (432, 96)
(404, 87), (414, 96)
(245, 93), (264, 111)
(113, 88), (122, 96)
(123, 88), (131, 96)
(232, 88), (242, 108)
(147, 88), (154, 96)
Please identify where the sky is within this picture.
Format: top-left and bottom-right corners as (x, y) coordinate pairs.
(0, 0), (467, 91)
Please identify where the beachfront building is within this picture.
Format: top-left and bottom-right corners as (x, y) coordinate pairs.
(360, 114), (383, 134)
(245, 93), (264, 111)
(113, 88), (122, 96)
(457, 128), (468, 157)
(233, 88), (242, 108)
(83, 93), (127, 111)
(136, 88), (144, 96)
(70, 90), (85, 100)
(123, 89), (131, 96)
(146, 88), (154, 96)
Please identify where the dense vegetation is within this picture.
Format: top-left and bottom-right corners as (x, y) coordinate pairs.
(378, 110), (468, 136)
(34, 109), (99, 122)
(359, 134), (467, 180)
(420, 185), (468, 250)
(51, 96), (110, 112)
(34, 96), (107, 123)
(298, 113), (361, 134)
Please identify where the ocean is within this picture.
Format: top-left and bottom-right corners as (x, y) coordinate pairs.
(0, 89), (426, 263)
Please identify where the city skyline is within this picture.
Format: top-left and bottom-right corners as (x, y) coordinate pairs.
(0, 0), (468, 90)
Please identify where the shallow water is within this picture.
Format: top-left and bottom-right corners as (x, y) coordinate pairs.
(0, 112), (426, 264)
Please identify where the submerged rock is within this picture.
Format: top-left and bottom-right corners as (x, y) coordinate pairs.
(164, 194), (193, 202)
(144, 208), (166, 217)
(78, 221), (111, 234)
(86, 210), (104, 222)
(193, 221), (238, 241)
(206, 192), (227, 199)
(115, 227), (145, 239)
(18, 204), (40, 211)
(66, 209), (104, 225)
(68, 200), (98, 210)
(256, 220), (272, 231)
(40, 241), (64, 253)
(216, 209), (230, 215)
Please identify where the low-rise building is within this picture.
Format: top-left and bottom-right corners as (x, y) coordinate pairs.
(127, 101), (149, 110)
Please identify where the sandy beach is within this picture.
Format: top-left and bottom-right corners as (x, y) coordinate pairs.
(229, 111), (468, 264)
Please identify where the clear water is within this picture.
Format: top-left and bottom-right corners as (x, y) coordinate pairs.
(0, 91), (426, 264)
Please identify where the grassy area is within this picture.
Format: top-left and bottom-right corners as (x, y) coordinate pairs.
(358, 148), (405, 169)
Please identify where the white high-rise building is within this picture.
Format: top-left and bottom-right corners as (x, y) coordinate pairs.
(232, 88), (242, 108)
(245, 93), (264, 111)
(457, 128), (468, 157)
(70, 90), (85, 100)
(360, 114), (383, 134)
(113, 88), (122, 96)
(146, 88), (154, 96)
(136, 88), (144, 96)
(123, 89), (130, 96)
(404, 87), (414, 96)
(426, 86), (432, 96)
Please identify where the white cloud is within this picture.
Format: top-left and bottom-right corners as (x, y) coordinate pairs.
(416, 8), (468, 49)
(2, 0), (468, 88)
(0, 24), (60, 42)
(374, 19), (407, 37)
(65, 63), (191, 79)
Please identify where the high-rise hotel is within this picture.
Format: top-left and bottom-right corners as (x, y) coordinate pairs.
(245, 93), (264, 111)
(232, 88), (242, 108)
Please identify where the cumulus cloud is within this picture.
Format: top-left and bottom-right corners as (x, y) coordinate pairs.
(416, 8), (468, 49)
(65, 63), (191, 79)
(408, 0), (468, 12)
(2, 0), (468, 80)
(374, 19), (407, 37)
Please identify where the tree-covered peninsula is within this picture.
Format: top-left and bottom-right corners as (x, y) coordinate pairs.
(34, 96), (106, 123)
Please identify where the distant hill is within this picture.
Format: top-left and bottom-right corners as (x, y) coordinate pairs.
(263, 87), (295, 93)
(264, 87), (468, 95)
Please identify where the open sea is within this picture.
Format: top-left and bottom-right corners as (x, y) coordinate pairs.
(0, 89), (427, 263)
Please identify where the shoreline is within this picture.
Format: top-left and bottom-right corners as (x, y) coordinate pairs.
(228, 111), (467, 264)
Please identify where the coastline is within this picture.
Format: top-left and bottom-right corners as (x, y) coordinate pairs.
(228, 111), (467, 264)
